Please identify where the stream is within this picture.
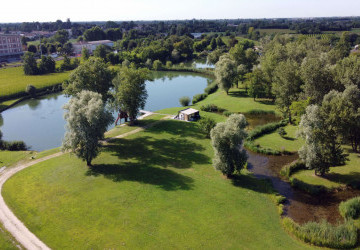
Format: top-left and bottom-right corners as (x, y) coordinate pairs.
(247, 151), (360, 224)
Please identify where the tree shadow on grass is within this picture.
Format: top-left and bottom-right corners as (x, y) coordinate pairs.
(258, 100), (275, 105)
(323, 172), (360, 188)
(283, 136), (295, 141)
(86, 163), (194, 191)
(103, 135), (210, 169)
(228, 89), (248, 98)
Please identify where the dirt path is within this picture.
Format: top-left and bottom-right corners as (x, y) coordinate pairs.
(0, 116), (171, 249)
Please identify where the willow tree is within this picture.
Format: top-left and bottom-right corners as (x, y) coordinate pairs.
(210, 114), (248, 177)
(111, 67), (151, 125)
(215, 55), (237, 95)
(62, 90), (113, 166)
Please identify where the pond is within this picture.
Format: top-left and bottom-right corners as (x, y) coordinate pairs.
(185, 58), (215, 69)
(0, 71), (210, 151)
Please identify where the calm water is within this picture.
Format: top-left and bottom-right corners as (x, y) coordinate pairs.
(185, 59), (215, 69)
(0, 71), (210, 151)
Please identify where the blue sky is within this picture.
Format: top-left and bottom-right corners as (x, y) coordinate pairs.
(1, 0), (359, 22)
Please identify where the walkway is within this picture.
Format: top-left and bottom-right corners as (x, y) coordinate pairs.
(0, 114), (170, 249)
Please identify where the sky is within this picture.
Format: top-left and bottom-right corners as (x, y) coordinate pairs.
(1, 0), (359, 23)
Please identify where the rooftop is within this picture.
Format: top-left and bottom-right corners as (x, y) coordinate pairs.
(180, 108), (199, 115)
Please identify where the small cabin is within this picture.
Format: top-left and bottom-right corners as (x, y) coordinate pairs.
(177, 108), (200, 121)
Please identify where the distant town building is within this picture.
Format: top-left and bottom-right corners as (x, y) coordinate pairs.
(0, 34), (23, 60)
(72, 40), (114, 55)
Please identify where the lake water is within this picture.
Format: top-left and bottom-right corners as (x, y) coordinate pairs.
(185, 59), (215, 69)
(0, 71), (210, 151)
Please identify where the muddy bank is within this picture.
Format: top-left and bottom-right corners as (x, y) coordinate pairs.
(247, 151), (360, 224)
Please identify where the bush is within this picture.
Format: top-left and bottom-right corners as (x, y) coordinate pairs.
(282, 217), (357, 248)
(247, 109), (276, 115)
(25, 84), (37, 97)
(2, 141), (28, 151)
(165, 61), (173, 68)
(200, 103), (221, 112)
(192, 93), (208, 104)
(339, 197), (360, 220)
(153, 60), (163, 70)
(204, 81), (218, 95)
(198, 117), (216, 138)
(280, 160), (306, 178)
(277, 127), (287, 138)
(244, 141), (282, 155)
(223, 111), (234, 117)
(179, 96), (191, 107)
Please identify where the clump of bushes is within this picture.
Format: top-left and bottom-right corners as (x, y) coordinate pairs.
(192, 93), (208, 104)
(247, 120), (288, 141)
(244, 141), (282, 155)
(280, 160), (306, 178)
(204, 81), (218, 95)
(339, 197), (360, 220)
(223, 111), (234, 117)
(179, 96), (191, 107)
(247, 109), (276, 115)
(282, 217), (357, 249)
(198, 117), (216, 138)
(1, 141), (27, 151)
(200, 103), (224, 112)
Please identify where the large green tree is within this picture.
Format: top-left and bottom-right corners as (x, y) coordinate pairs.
(210, 114), (248, 177)
(111, 67), (151, 124)
(63, 58), (114, 101)
(273, 60), (302, 123)
(215, 55), (237, 95)
(62, 90), (113, 166)
(22, 52), (38, 75)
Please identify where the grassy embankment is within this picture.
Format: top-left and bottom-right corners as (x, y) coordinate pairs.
(1, 88), (309, 249)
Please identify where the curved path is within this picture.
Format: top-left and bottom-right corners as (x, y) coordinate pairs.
(0, 114), (171, 249)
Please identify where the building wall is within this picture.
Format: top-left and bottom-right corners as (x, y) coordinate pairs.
(0, 35), (23, 57)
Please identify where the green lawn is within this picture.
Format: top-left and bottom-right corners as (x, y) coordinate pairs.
(254, 124), (304, 152)
(291, 146), (360, 190)
(0, 66), (71, 98)
(3, 120), (308, 249)
(0, 224), (17, 250)
(0, 150), (35, 168)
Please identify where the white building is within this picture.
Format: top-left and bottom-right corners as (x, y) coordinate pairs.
(0, 34), (23, 60)
(72, 40), (114, 55)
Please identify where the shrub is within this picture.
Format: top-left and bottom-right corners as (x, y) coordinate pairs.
(165, 61), (173, 68)
(2, 141), (28, 151)
(282, 217), (357, 248)
(198, 117), (216, 138)
(192, 93), (208, 104)
(204, 81), (218, 95)
(280, 160), (306, 178)
(247, 109), (276, 115)
(200, 103), (220, 112)
(277, 127), (287, 138)
(153, 60), (163, 70)
(25, 84), (37, 97)
(244, 141), (282, 155)
(223, 111), (234, 117)
(339, 197), (360, 220)
(179, 96), (191, 107)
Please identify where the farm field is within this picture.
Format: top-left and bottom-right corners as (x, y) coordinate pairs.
(2, 118), (309, 249)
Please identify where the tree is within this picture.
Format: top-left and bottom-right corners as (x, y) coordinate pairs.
(297, 105), (346, 176)
(83, 26), (106, 41)
(111, 67), (151, 124)
(210, 114), (248, 177)
(62, 90), (113, 166)
(334, 55), (360, 89)
(215, 55), (237, 94)
(198, 117), (216, 138)
(22, 52), (38, 75)
(93, 44), (110, 60)
(61, 42), (73, 55)
(81, 47), (90, 61)
(153, 60), (163, 70)
(63, 58), (114, 101)
(273, 60), (302, 123)
(245, 68), (266, 101)
(53, 29), (69, 44)
(27, 44), (37, 53)
(38, 56), (55, 74)
(25, 84), (36, 97)
(207, 49), (223, 65)
(179, 96), (190, 106)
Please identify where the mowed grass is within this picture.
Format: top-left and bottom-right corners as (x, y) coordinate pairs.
(292, 146), (360, 190)
(0, 150), (35, 168)
(0, 66), (71, 98)
(254, 124), (304, 152)
(0, 224), (17, 250)
(3, 120), (308, 249)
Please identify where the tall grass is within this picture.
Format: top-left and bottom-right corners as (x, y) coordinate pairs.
(282, 217), (357, 249)
(339, 197), (360, 220)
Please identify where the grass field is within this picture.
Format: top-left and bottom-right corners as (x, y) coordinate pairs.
(2, 119), (308, 249)
(0, 66), (71, 99)
(0, 150), (35, 168)
(0, 224), (18, 250)
(291, 146), (360, 190)
(257, 29), (296, 34)
(254, 124), (304, 152)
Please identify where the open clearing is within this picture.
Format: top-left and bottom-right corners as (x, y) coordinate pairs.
(2, 119), (308, 249)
